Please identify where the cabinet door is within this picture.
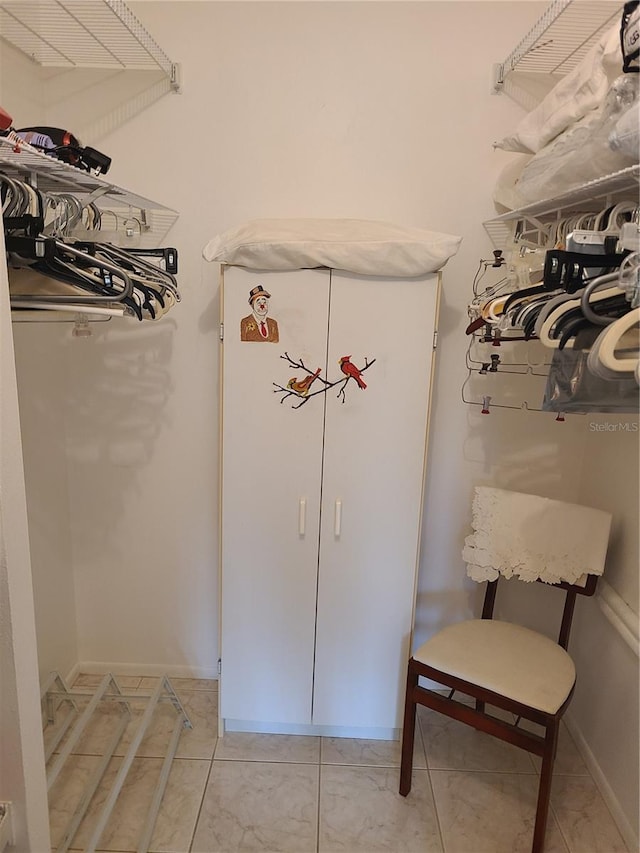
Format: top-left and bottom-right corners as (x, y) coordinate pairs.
(313, 272), (439, 730)
(220, 267), (330, 724)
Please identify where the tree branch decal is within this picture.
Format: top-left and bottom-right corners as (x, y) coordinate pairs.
(274, 351), (376, 408)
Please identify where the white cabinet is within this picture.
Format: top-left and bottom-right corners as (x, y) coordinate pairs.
(220, 265), (440, 736)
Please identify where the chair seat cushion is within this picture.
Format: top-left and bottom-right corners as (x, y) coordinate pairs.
(413, 620), (576, 715)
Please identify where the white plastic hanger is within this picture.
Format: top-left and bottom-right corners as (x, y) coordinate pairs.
(538, 283), (625, 349)
(592, 308), (640, 375)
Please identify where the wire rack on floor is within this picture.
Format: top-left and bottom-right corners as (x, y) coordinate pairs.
(41, 671), (192, 853)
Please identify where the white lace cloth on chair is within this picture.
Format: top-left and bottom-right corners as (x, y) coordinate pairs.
(462, 486), (612, 585)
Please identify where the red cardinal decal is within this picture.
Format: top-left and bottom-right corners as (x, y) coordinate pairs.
(339, 356), (367, 389)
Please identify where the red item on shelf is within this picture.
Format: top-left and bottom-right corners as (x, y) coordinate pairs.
(0, 106), (13, 131)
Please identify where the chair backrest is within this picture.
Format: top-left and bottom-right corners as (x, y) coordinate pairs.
(481, 575), (599, 650)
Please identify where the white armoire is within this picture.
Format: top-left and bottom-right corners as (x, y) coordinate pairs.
(219, 265), (440, 738)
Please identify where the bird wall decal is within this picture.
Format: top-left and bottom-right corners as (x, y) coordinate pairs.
(274, 352), (375, 408)
(287, 368), (322, 396)
(339, 356), (367, 389)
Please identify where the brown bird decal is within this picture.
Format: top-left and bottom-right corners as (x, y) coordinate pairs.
(339, 356), (366, 389)
(287, 367), (322, 396)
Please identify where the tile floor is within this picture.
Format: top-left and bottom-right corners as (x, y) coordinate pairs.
(44, 674), (629, 853)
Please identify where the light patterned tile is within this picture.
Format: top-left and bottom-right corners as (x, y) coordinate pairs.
(214, 731), (320, 764)
(192, 760), (318, 852)
(418, 704), (534, 773)
(321, 726), (426, 769)
(319, 764), (441, 852)
(115, 690), (218, 760)
(550, 775), (628, 852)
(518, 719), (590, 776)
(45, 697), (131, 759)
(49, 754), (103, 851)
(149, 759), (211, 853)
(63, 756), (209, 852)
(430, 769), (569, 853)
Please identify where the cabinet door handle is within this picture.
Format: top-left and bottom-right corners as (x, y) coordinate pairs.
(334, 499), (342, 537)
(298, 498), (306, 536)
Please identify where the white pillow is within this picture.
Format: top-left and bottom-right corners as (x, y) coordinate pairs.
(496, 22), (622, 154)
(202, 218), (462, 277)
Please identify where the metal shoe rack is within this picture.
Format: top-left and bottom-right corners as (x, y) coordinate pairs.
(41, 672), (192, 853)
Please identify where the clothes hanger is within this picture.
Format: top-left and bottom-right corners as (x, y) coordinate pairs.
(538, 286), (627, 349)
(555, 298), (629, 350)
(580, 272), (627, 326)
(590, 308), (640, 376)
(533, 291), (581, 339)
(510, 293), (559, 329)
(497, 247), (624, 318)
(7, 226), (180, 318)
(3, 177), (181, 320)
(93, 243), (180, 318)
(9, 238), (134, 305)
(617, 251), (639, 308)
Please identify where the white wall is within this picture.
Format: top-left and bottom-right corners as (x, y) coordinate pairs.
(570, 418), (639, 845)
(0, 40), (80, 684)
(579, 419), (639, 612)
(12, 325), (78, 682)
(62, 0), (571, 673)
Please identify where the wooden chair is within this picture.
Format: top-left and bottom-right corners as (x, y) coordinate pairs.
(399, 574), (599, 853)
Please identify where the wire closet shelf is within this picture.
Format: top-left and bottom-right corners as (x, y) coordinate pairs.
(0, 135), (179, 245)
(484, 166), (640, 251)
(493, 0), (622, 88)
(0, 0), (179, 88)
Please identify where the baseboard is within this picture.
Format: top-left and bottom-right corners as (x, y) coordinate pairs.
(565, 711), (638, 853)
(67, 661), (219, 681)
(223, 718), (399, 740)
(596, 580), (639, 657)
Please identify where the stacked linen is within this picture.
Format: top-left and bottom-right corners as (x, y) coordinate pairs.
(493, 22), (639, 209)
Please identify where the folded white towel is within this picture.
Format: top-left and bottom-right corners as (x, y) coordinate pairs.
(463, 486), (612, 585)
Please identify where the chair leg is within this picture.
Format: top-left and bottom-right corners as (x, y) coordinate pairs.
(532, 719), (559, 853)
(399, 660), (418, 797)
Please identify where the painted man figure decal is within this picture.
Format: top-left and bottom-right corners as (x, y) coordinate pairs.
(241, 286), (280, 343)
